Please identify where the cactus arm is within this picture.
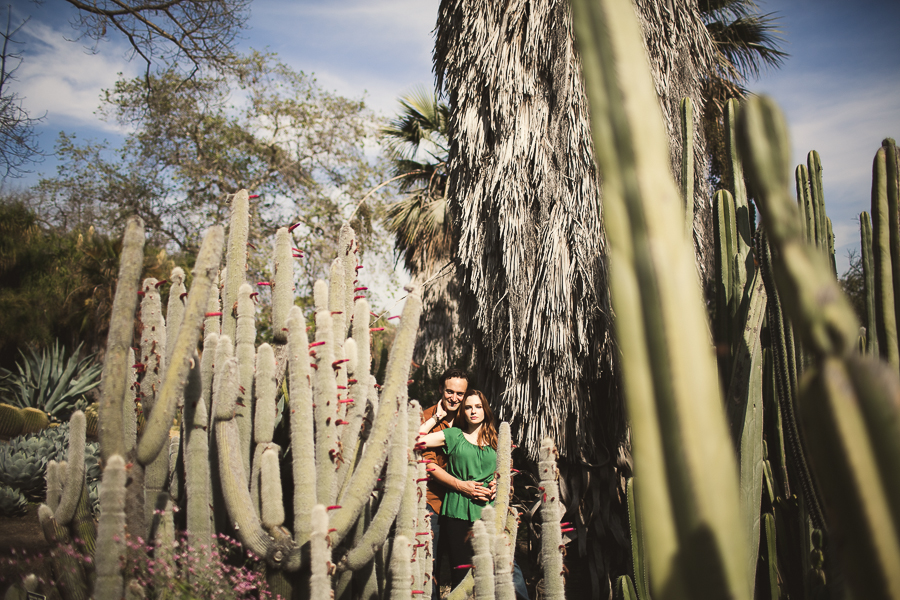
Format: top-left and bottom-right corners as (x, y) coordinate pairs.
(260, 446), (285, 529)
(99, 217), (145, 463)
(538, 439), (565, 600)
(472, 518), (496, 600)
(235, 282), (257, 475)
(46, 460), (61, 512)
(493, 531), (515, 600)
(616, 575), (639, 600)
(138, 277), (166, 419)
(861, 212), (880, 356)
(625, 478), (649, 600)
(795, 164), (815, 246)
(329, 257), (347, 344)
(884, 139), (900, 353)
(309, 504), (331, 600)
(137, 225), (225, 466)
(124, 349), (138, 452)
(396, 398), (418, 546)
(799, 358), (900, 598)
(334, 392), (408, 574)
(737, 99), (859, 358)
(328, 292), (422, 546)
(571, 2), (749, 598)
(287, 305), (317, 546)
(725, 99), (752, 263)
(272, 227), (294, 344)
(872, 145), (900, 366)
(94, 455), (127, 600)
(215, 399), (280, 562)
(56, 411), (86, 525)
(221, 190), (250, 341)
(680, 97), (694, 240)
(254, 344), (277, 444)
(312, 281), (339, 506)
(724, 272), (766, 599)
(843, 356), (900, 539)
(165, 267), (187, 368)
(336, 300), (375, 503)
(762, 512), (778, 600)
(389, 535), (412, 600)
(185, 392), (212, 563)
(446, 571), (475, 600)
(38, 504), (89, 600)
(808, 151), (827, 252)
(493, 422), (512, 536)
(333, 336), (358, 497)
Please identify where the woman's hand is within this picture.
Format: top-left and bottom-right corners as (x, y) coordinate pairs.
(454, 480), (492, 501)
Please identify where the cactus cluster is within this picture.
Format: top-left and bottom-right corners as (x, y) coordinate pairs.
(14, 189), (534, 600)
(572, 1), (900, 600)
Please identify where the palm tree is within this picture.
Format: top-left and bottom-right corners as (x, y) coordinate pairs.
(700, 0), (787, 186)
(433, 0), (720, 594)
(381, 89), (469, 382)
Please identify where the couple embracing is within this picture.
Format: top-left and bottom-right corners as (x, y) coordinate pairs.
(416, 369), (529, 600)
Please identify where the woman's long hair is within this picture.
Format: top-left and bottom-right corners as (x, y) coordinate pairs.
(458, 390), (498, 449)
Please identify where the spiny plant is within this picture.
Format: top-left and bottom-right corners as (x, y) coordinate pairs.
(10, 189), (545, 600)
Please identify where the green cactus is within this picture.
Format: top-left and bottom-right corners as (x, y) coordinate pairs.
(389, 535), (412, 600)
(538, 438), (565, 600)
(870, 144), (899, 366)
(0, 403), (24, 437)
(571, 3), (749, 599)
(472, 518), (496, 600)
(99, 216), (145, 463)
(94, 454), (127, 600)
(616, 576), (639, 600)
(860, 211), (879, 356)
(19, 407), (49, 434)
(738, 94), (900, 600)
(221, 190), (250, 342)
(625, 478), (649, 600)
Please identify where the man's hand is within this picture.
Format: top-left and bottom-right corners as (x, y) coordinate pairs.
(455, 480), (492, 501)
(434, 402), (448, 422)
(488, 479), (497, 501)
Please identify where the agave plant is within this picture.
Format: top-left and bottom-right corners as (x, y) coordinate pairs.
(0, 340), (102, 421)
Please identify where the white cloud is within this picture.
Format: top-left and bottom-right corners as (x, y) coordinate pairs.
(16, 19), (140, 132)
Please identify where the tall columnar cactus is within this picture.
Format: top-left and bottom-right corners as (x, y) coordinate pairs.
(538, 438), (565, 600)
(738, 95), (900, 600)
(221, 190), (250, 342)
(871, 141), (900, 367)
(36, 189), (530, 600)
(571, 2), (749, 599)
(860, 212), (880, 356)
(99, 217), (145, 462)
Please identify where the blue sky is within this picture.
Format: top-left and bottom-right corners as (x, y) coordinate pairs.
(6, 0), (900, 276)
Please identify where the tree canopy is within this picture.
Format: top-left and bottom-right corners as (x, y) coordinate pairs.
(36, 51), (393, 297)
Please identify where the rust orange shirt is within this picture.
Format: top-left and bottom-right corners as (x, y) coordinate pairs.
(421, 403), (451, 513)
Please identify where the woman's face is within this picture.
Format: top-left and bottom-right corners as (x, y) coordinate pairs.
(462, 395), (484, 426)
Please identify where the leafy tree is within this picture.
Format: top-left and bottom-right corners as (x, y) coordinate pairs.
(0, 195), (176, 367)
(36, 50), (393, 297)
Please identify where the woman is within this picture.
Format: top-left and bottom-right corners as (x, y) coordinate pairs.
(417, 389), (498, 588)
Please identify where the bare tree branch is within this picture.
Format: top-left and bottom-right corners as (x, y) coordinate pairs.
(61, 0), (250, 74)
(0, 7), (43, 180)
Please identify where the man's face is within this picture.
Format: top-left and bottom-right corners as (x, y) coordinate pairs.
(440, 377), (468, 414)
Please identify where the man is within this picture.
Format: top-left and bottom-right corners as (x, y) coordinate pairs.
(421, 368), (528, 600)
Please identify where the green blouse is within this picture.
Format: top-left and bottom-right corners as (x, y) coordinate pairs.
(440, 428), (497, 521)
